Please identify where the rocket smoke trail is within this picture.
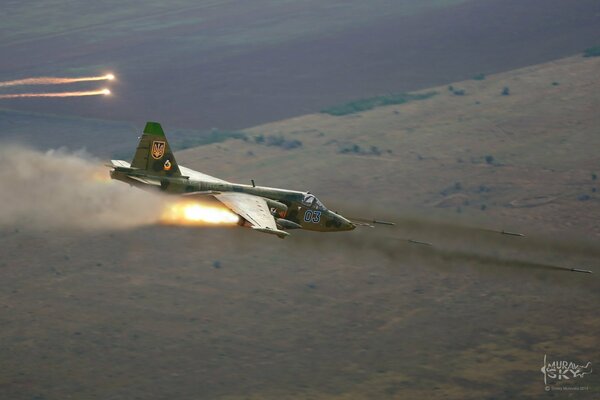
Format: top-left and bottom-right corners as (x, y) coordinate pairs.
(290, 205), (597, 276)
(0, 147), (244, 231)
(0, 146), (593, 275)
(0, 146), (164, 230)
(0, 74), (114, 87)
(0, 89), (110, 99)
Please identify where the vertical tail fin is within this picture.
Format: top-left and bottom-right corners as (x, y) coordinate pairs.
(131, 122), (181, 177)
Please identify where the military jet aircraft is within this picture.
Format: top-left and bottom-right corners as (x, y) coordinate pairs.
(109, 122), (388, 238)
(105, 123), (595, 272)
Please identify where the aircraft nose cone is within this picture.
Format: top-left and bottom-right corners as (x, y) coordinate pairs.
(340, 216), (356, 231)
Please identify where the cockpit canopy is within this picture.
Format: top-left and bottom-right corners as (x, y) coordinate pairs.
(302, 192), (327, 211)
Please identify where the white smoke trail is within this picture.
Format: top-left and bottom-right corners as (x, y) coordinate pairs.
(0, 89), (110, 99)
(0, 146), (165, 230)
(0, 74), (114, 87)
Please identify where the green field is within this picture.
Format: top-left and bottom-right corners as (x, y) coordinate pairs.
(1, 0), (468, 50)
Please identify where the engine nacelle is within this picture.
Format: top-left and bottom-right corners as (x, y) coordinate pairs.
(276, 218), (302, 230)
(265, 199), (288, 216)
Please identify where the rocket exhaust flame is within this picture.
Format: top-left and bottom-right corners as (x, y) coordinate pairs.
(160, 201), (240, 226)
(0, 89), (111, 99)
(0, 74), (115, 87)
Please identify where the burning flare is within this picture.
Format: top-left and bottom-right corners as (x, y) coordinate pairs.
(0, 89), (111, 99)
(0, 74), (116, 87)
(161, 201), (239, 226)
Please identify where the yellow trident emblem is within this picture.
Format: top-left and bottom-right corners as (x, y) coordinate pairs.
(151, 141), (166, 159)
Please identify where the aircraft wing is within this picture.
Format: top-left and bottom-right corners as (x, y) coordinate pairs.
(179, 165), (229, 184)
(214, 192), (289, 238)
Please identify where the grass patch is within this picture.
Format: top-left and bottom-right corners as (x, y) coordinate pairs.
(321, 91), (437, 116)
(583, 45), (600, 57)
(447, 85), (466, 96)
(338, 143), (389, 156)
(252, 134), (302, 149)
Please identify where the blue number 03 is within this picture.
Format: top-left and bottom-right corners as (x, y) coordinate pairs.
(303, 210), (321, 223)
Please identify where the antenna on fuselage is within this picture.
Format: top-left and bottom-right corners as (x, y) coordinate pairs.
(251, 179), (256, 187)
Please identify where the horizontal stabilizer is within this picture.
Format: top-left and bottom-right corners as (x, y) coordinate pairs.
(108, 160), (141, 174)
(110, 160), (132, 168)
(128, 175), (162, 186)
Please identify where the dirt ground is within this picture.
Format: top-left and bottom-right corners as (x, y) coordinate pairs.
(1, 2), (599, 398)
(1, 55), (599, 399)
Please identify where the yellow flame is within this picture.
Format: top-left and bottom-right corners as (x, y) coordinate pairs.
(0, 74), (116, 87)
(0, 89), (112, 99)
(160, 201), (239, 226)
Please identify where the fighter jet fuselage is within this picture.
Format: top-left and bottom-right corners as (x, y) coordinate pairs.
(109, 122), (356, 238)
